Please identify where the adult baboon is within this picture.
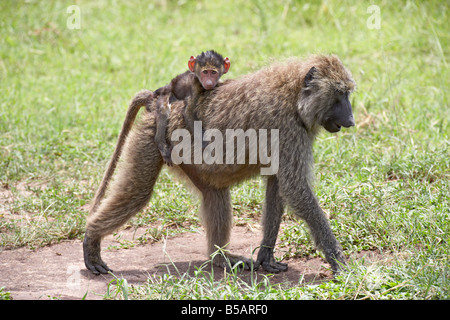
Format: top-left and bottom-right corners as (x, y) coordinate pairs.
(84, 54), (356, 275)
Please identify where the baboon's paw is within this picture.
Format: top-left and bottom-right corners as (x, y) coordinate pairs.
(162, 152), (173, 167)
(258, 260), (288, 273)
(213, 254), (255, 271)
(83, 234), (113, 275)
(255, 247), (288, 273)
(85, 261), (113, 275)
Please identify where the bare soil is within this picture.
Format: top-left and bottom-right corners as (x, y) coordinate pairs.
(1, 224), (350, 300)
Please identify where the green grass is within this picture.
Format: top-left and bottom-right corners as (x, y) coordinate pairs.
(0, 0), (448, 300)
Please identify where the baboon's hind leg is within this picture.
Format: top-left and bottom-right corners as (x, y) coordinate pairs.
(84, 123), (163, 275)
(200, 188), (253, 270)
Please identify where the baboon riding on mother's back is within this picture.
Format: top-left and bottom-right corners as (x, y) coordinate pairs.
(84, 54), (356, 276)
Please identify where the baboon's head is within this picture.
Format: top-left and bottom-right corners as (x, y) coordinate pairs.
(298, 55), (356, 133)
(188, 50), (230, 90)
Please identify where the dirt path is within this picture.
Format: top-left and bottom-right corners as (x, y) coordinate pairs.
(0, 226), (337, 300)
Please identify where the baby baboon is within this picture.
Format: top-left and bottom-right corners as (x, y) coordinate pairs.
(154, 50), (230, 165)
(83, 54), (356, 276)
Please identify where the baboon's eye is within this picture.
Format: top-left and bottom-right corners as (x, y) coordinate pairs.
(202, 70), (208, 74)
(212, 71), (217, 74)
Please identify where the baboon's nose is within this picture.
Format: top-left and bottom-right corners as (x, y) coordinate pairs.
(204, 79), (214, 89)
(343, 116), (355, 128)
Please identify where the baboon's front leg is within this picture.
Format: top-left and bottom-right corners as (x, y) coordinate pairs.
(256, 175), (288, 273)
(278, 172), (347, 274)
(300, 203), (347, 274)
(84, 121), (163, 275)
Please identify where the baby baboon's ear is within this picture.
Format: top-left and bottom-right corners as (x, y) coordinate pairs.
(304, 66), (317, 87)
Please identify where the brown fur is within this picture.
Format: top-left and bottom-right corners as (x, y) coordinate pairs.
(84, 54), (356, 275)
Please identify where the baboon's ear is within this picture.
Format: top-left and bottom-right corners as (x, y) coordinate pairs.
(304, 66), (317, 87)
(223, 57), (231, 74)
(188, 56), (196, 72)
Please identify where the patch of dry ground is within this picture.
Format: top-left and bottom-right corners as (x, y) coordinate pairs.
(1, 225), (340, 300)
(1, 183), (386, 300)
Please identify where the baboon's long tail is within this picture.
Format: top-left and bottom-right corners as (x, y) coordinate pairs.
(89, 90), (154, 215)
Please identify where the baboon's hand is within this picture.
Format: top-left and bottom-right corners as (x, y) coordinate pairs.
(326, 249), (348, 275)
(255, 247), (288, 273)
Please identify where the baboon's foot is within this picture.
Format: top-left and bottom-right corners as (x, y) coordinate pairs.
(212, 253), (255, 271)
(83, 233), (113, 275)
(158, 147), (173, 167)
(85, 257), (112, 275)
(162, 152), (173, 167)
(255, 246), (288, 273)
